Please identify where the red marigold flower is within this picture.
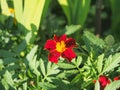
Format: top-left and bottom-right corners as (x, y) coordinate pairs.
(98, 75), (110, 90)
(44, 34), (77, 63)
(114, 76), (120, 81)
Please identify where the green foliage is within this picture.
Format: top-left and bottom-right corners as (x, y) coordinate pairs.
(58, 0), (91, 25)
(105, 80), (120, 90)
(94, 80), (100, 90)
(102, 53), (120, 73)
(65, 25), (81, 35)
(0, 0), (120, 90)
(110, 0), (120, 41)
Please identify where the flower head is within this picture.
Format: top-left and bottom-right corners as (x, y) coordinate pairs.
(44, 34), (77, 63)
(114, 76), (120, 81)
(98, 75), (110, 90)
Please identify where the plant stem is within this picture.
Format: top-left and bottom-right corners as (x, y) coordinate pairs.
(95, 0), (102, 37)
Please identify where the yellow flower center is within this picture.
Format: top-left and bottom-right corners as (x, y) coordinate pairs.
(56, 41), (66, 52)
(9, 8), (14, 13)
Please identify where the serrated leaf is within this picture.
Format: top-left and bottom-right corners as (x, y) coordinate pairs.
(51, 79), (70, 90)
(72, 56), (82, 67)
(47, 62), (52, 73)
(2, 70), (16, 90)
(102, 53), (120, 73)
(71, 73), (82, 85)
(57, 70), (78, 78)
(47, 64), (60, 76)
(58, 63), (76, 69)
(29, 55), (40, 76)
(95, 80), (100, 90)
(0, 65), (20, 75)
(39, 82), (57, 90)
(26, 45), (38, 61)
(97, 54), (104, 73)
(39, 59), (46, 76)
(104, 80), (120, 90)
(83, 31), (105, 49)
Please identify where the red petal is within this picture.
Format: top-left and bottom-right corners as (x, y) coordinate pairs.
(54, 34), (66, 42)
(44, 40), (56, 51)
(48, 51), (61, 63)
(65, 38), (77, 48)
(62, 48), (76, 62)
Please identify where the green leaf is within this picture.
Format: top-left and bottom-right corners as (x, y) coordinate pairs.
(47, 64), (60, 76)
(71, 73), (82, 85)
(65, 25), (81, 35)
(47, 62), (52, 73)
(58, 0), (91, 25)
(83, 31), (105, 49)
(26, 45), (38, 61)
(29, 55), (40, 76)
(39, 82), (57, 90)
(58, 0), (71, 24)
(75, 0), (91, 25)
(2, 70), (16, 90)
(39, 59), (46, 76)
(50, 79), (70, 90)
(110, 0), (120, 30)
(58, 63), (76, 69)
(0, 64), (20, 75)
(13, 40), (27, 54)
(0, 0), (10, 16)
(13, 0), (23, 22)
(57, 70), (78, 78)
(104, 80), (120, 90)
(72, 56), (82, 67)
(95, 80), (100, 90)
(104, 35), (115, 46)
(1, 57), (18, 65)
(0, 50), (14, 57)
(21, 0), (46, 31)
(96, 54), (104, 73)
(102, 53), (120, 73)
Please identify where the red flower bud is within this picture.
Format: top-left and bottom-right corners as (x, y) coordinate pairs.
(99, 75), (110, 90)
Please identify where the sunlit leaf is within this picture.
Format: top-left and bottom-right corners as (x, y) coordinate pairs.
(58, 63), (75, 69)
(96, 54), (104, 73)
(47, 64), (60, 76)
(95, 80), (100, 90)
(72, 56), (82, 67)
(29, 55), (40, 76)
(2, 70), (16, 90)
(39, 59), (46, 76)
(65, 25), (81, 35)
(26, 45), (38, 61)
(102, 53), (120, 73)
(105, 80), (120, 90)
(39, 82), (57, 90)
